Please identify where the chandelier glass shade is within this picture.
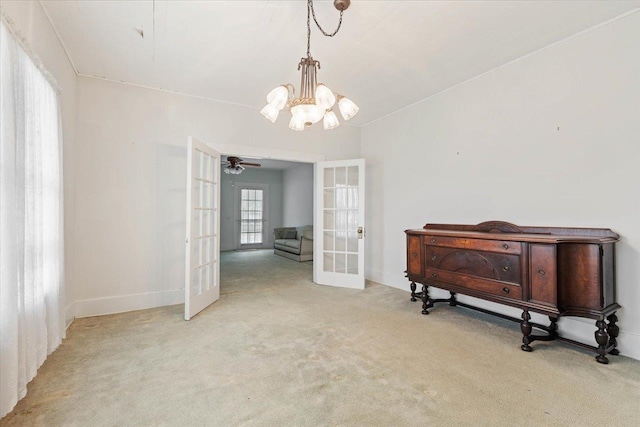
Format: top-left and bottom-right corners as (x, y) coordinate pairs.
(323, 109), (340, 130)
(337, 95), (359, 121)
(260, 103), (279, 123)
(315, 84), (336, 110)
(261, 0), (358, 131)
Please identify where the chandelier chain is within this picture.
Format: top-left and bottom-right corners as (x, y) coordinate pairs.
(306, 0), (344, 57)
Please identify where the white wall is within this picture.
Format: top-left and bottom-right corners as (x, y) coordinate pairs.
(361, 13), (640, 359)
(1, 1), (77, 325)
(220, 168), (283, 251)
(283, 164), (314, 227)
(72, 76), (360, 317)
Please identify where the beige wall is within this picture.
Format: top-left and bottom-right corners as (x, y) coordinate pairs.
(361, 13), (640, 359)
(2, 1), (77, 325)
(283, 164), (314, 227)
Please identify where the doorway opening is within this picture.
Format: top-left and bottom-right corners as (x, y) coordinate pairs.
(184, 138), (366, 320)
(187, 138), (365, 318)
(219, 155), (315, 297)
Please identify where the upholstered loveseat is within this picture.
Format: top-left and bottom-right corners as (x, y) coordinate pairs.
(273, 226), (313, 262)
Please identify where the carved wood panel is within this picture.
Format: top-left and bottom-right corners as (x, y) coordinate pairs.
(425, 246), (521, 284)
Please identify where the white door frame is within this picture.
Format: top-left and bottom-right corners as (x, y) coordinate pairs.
(211, 143), (326, 165)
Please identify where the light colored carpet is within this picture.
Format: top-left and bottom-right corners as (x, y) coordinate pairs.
(2, 249), (639, 426)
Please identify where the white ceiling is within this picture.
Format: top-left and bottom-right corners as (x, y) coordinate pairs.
(41, 0), (640, 126)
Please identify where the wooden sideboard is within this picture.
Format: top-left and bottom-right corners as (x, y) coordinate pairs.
(405, 221), (620, 363)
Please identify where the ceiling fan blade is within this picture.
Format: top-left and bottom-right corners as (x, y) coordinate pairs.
(240, 162), (262, 167)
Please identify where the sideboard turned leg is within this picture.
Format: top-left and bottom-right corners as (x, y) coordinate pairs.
(449, 291), (457, 307)
(410, 281), (417, 302)
(548, 316), (558, 339)
(520, 310), (533, 352)
(595, 319), (610, 364)
(606, 313), (620, 356)
(421, 285), (430, 315)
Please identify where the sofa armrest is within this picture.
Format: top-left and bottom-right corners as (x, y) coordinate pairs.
(299, 234), (314, 256)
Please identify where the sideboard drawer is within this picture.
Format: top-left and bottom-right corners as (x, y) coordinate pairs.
(423, 235), (521, 255)
(424, 267), (523, 300)
(425, 246), (521, 285)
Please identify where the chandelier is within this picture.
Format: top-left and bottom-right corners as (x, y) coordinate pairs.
(260, 0), (358, 131)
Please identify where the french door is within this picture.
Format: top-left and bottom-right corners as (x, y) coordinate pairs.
(185, 138), (220, 320)
(313, 159), (365, 289)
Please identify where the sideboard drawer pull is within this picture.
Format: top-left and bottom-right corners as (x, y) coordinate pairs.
(431, 273), (437, 278)
(502, 287), (510, 294)
(430, 238), (436, 243)
(502, 244), (509, 250)
(431, 255), (437, 261)
(503, 265), (510, 272)
(538, 269), (545, 275)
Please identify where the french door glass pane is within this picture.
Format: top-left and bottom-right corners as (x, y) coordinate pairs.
(192, 149), (218, 296)
(322, 166), (360, 275)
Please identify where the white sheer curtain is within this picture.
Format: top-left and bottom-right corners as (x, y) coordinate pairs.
(0, 18), (65, 418)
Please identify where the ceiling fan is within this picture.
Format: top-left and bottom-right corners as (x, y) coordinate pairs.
(222, 156), (262, 175)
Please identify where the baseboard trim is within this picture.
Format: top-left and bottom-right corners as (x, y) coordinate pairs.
(557, 316), (640, 361)
(65, 301), (76, 330)
(366, 269), (406, 291)
(618, 329), (640, 361)
(73, 289), (184, 318)
(366, 273), (640, 361)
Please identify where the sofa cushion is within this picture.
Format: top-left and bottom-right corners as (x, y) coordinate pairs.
(275, 242), (300, 254)
(273, 243), (300, 255)
(274, 227), (296, 239)
(283, 240), (301, 249)
(275, 239), (291, 246)
(282, 230), (297, 239)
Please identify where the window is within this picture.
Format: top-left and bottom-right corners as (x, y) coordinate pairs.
(1, 19), (65, 418)
(240, 188), (264, 244)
